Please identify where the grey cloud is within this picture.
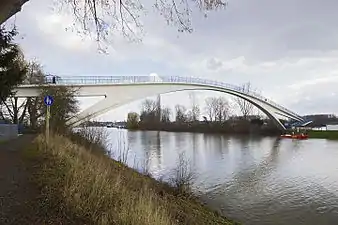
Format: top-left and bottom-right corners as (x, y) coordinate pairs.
(161, 0), (338, 62)
(289, 94), (338, 115)
(206, 58), (223, 70)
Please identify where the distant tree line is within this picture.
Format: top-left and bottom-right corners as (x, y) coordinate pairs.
(126, 91), (281, 135)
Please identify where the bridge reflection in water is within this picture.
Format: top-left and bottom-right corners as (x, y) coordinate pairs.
(108, 128), (338, 225)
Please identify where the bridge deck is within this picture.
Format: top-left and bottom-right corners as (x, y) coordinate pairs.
(21, 75), (302, 120)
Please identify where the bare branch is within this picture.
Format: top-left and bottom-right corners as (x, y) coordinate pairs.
(205, 96), (229, 122)
(175, 104), (187, 123)
(57, 0), (145, 47)
(53, 0), (227, 48)
(1, 0), (227, 49)
(234, 82), (255, 119)
(2, 100), (14, 119)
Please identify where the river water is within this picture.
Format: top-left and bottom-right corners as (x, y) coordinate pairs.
(107, 128), (338, 225)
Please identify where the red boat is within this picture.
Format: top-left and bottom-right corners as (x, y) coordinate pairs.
(280, 133), (309, 140)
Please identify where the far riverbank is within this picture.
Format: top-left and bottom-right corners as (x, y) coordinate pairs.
(308, 130), (338, 140)
(127, 120), (282, 136)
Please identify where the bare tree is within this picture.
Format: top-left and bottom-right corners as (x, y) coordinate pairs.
(189, 92), (200, 122)
(169, 151), (196, 195)
(141, 99), (157, 113)
(214, 96), (230, 122)
(175, 104), (187, 123)
(1, 97), (28, 124)
(23, 61), (45, 84)
(6, 61), (48, 128)
(156, 94), (161, 122)
(140, 98), (157, 122)
(205, 96), (229, 122)
(0, 57), (41, 125)
(205, 96), (217, 122)
(2, 83), (79, 131)
(234, 82), (255, 120)
(161, 107), (171, 123)
(1, 1), (227, 46)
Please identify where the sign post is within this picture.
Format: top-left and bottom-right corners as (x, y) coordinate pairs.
(44, 95), (54, 145)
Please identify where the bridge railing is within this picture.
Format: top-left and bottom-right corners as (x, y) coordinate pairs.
(160, 76), (299, 118)
(36, 75), (301, 119)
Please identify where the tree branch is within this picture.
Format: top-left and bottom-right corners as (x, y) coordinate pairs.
(56, 0), (227, 46)
(1, 0), (227, 48)
(0, 0), (29, 25)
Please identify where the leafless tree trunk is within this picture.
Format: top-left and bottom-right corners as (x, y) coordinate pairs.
(205, 97), (216, 122)
(142, 99), (157, 113)
(161, 107), (171, 123)
(205, 96), (229, 123)
(140, 99), (157, 122)
(156, 95), (161, 122)
(175, 104), (187, 123)
(27, 97), (42, 128)
(188, 92), (200, 122)
(215, 96), (229, 122)
(2, 97), (28, 124)
(235, 82), (255, 120)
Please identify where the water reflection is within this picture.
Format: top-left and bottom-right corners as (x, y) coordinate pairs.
(109, 129), (338, 225)
(191, 133), (198, 167)
(206, 137), (281, 196)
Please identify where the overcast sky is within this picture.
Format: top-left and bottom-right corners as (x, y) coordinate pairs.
(6, 0), (338, 121)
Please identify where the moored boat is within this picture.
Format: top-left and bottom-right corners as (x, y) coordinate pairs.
(280, 133), (308, 140)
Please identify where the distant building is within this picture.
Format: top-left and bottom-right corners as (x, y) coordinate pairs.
(303, 114), (337, 120)
(327, 124), (338, 131)
(302, 114), (338, 127)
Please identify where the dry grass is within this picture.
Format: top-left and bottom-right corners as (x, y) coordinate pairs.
(27, 133), (239, 225)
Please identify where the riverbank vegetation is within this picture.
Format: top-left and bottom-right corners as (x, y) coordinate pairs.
(308, 130), (338, 140)
(126, 95), (282, 135)
(24, 130), (239, 225)
(0, 27), (27, 111)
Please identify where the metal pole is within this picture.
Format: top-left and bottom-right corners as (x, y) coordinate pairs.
(46, 105), (50, 145)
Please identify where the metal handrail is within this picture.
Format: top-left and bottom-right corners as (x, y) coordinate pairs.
(34, 75), (301, 119)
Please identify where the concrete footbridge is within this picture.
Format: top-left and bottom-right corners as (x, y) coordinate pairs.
(13, 75), (305, 130)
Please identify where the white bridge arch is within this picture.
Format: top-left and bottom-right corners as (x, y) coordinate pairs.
(14, 75), (304, 130)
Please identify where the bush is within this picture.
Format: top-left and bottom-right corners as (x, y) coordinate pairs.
(169, 152), (196, 196)
(68, 126), (109, 155)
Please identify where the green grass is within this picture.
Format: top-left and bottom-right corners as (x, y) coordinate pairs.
(308, 130), (338, 140)
(24, 134), (240, 225)
(0, 138), (12, 144)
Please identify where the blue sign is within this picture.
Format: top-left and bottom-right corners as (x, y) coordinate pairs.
(44, 95), (54, 106)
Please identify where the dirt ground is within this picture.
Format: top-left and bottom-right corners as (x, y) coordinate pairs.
(0, 135), (42, 225)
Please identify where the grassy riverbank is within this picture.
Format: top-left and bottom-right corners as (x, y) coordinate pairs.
(308, 130), (338, 140)
(24, 133), (239, 225)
